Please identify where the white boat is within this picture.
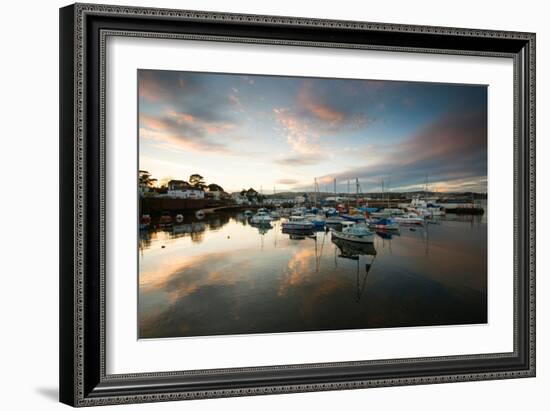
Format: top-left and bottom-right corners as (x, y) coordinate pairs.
(250, 211), (273, 225)
(385, 208), (404, 215)
(282, 216), (315, 230)
(407, 196), (445, 217)
(393, 213), (425, 225)
(331, 223), (374, 243)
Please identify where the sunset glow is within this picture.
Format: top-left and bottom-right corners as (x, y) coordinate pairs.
(138, 70), (487, 193)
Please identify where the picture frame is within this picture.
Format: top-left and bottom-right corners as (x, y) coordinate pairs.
(59, 2), (535, 407)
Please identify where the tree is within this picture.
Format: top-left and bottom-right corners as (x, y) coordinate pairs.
(139, 170), (157, 189)
(207, 183), (224, 192)
(189, 174), (206, 189)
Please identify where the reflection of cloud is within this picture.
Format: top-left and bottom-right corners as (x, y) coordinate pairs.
(140, 251), (247, 303)
(278, 248), (316, 296)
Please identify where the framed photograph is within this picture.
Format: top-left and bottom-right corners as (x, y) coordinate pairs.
(59, 3), (536, 407)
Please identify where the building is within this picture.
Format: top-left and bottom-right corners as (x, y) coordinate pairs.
(231, 192), (249, 205)
(166, 180), (204, 199)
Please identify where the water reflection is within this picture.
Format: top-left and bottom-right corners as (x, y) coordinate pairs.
(139, 210), (487, 338)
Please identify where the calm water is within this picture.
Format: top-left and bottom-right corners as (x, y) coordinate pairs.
(139, 210), (487, 339)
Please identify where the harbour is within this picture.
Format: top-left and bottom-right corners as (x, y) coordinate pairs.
(139, 202), (487, 338)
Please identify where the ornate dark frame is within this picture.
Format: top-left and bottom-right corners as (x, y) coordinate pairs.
(59, 3), (536, 407)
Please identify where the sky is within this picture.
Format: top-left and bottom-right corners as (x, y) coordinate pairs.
(138, 69), (487, 194)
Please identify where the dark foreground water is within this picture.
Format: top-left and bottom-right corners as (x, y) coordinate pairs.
(138, 211), (487, 339)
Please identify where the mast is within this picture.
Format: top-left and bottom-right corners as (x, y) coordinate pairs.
(381, 178), (384, 206)
(387, 176), (391, 208)
(356, 178), (360, 207)
(314, 177), (318, 207)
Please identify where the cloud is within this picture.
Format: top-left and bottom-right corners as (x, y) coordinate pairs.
(272, 80), (374, 167)
(139, 110), (234, 153)
(276, 178), (299, 185)
(273, 107), (321, 156)
(316, 108), (487, 192)
(275, 154), (324, 166)
(297, 81), (346, 125)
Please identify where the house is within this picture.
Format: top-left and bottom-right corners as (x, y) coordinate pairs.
(206, 184), (225, 200)
(231, 192), (249, 205)
(167, 180), (205, 199)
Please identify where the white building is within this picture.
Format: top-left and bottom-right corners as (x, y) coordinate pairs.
(167, 189), (205, 199)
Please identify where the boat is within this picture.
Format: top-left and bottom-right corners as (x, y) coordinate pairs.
(332, 237), (377, 259)
(370, 208), (403, 218)
(368, 217), (400, 231)
(250, 211), (273, 225)
(330, 223), (374, 243)
(384, 208), (405, 215)
(393, 213), (425, 225)
(305, 213), (326, 229)
(341, 213), (367, 222)
(325, 216), (346, 226)
(406, 196), (446, 217)
(281, 216), (315, 230)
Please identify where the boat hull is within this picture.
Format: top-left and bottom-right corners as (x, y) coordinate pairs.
(331, 229), (374, 243)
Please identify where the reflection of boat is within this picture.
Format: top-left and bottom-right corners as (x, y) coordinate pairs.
(140, 214), (151, 230)
(172, 222), (206, 234)
(332, 236), (377, 303)
(159, 211), (173, 227)
(376, 230), (399, 240)
(282, 228), (314, 239)
(330, 223), (374, 243)
(195, 210), (205, 219)
(368, 218), (400, 231)
(282, 216), (315, 230)
(250, 211), (273, 225)
(250, 223), (272, 234)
